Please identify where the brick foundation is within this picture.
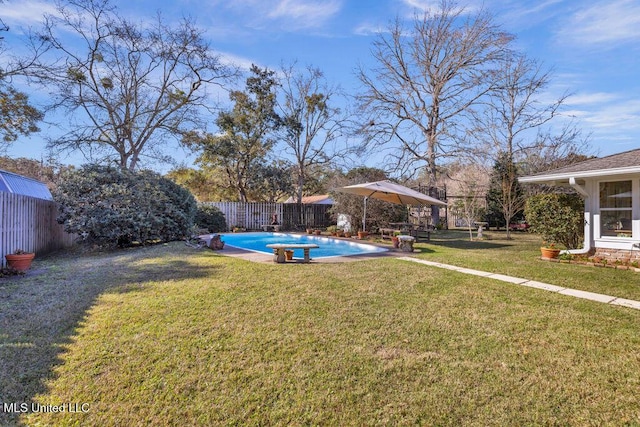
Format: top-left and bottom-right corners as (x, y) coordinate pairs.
(592, 248), (640, 263)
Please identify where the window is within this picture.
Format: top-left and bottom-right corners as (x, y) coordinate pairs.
(599, 180), (632, 237)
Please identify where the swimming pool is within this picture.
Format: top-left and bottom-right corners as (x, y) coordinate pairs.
(220, 232), (388, 259)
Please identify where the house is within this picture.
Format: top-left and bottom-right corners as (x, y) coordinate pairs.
(519, 148), (640, 261)
(0, 169), (53, 200)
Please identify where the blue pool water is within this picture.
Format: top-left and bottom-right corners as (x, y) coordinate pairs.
(220, 232), (387, 259)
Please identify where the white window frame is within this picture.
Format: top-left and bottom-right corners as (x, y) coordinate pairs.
(596, 179), (635, 239)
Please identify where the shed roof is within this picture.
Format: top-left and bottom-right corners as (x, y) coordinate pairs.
(520, 148), (640, 184)
(0, 169), (53, 200)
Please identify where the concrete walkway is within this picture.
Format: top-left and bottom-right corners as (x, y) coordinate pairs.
(398, 257), (640, 311)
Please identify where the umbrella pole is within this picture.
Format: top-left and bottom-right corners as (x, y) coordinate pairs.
(363, 196), (368, 232)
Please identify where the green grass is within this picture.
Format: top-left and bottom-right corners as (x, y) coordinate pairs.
(0, 236), (639, 426)
(410, 229), (640, 301)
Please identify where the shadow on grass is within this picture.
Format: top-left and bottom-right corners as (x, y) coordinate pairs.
(0, 243), (218, 426)
(420, 230), (515, 251)
(430, 239), (512, 250)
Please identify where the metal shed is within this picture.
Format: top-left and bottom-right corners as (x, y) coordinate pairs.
(0, 169), (53, 200)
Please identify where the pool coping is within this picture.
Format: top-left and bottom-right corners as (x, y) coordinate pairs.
(206, 233), (406, 263)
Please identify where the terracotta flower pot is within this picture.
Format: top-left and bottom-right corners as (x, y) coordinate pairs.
(357, 231), (368, 239)
(285, 250), (294, 261)
(5, 252), (35, 272)
(540, 247), (560, 259)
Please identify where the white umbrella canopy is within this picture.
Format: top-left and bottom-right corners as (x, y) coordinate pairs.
(336, 180), (447, 231)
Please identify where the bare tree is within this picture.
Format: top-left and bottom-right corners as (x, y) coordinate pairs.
(471, 52), (571, 162)
(471, 52), (589, 235)
(356, 0), (512, 224)
(25, 0), (237, 170)
(277, 62), (350, 226)
(278, 63), (349, 203)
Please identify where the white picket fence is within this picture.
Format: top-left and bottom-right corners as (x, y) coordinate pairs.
(0, 193), (76, 267)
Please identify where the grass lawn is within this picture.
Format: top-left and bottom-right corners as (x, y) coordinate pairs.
(410, 229), (640, 302)
(1, 233), (639, 425)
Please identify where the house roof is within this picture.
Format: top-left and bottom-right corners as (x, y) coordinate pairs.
(284, 194), (334, 204)
(0, 169), (53, 200)
(519, 148), (640, 184)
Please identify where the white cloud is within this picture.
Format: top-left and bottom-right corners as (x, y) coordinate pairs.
(353, 21), (386, 37)
(217, 51), (261, 72)
(268, 0), (341, 25)
(495, 0), (563, 30)
(558, 0), (640, 46)
(399, 0), (477, 15)
(2, 0), (59, 26)
(566, 92), (620, 106)
(400, 0), (438, 13)
(214, 0), (342, 31)
(583, 99), (640, 130)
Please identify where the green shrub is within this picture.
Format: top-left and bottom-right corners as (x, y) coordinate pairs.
(524, 193), (584, 249)
(54, 164), (197, 247)
(195, 204), (227, 232)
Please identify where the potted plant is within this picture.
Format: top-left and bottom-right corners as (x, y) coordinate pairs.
(540, 242), (561, 259)
(285, 250), (294, 261)
(327, 225), (338, 236)
(5, 249), (35, 272)
(357, 230), (369, 239)
(391, 231), (401, 249)
(344, 228), (353, 238)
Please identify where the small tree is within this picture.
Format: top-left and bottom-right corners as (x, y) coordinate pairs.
(486, 151), (525, 239)
(524, 193), (584, 249)
(446, 162), (488, 240)
(453, 187), (486, 241)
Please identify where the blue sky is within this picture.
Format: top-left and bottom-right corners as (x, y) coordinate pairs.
(2, 0), (640, 172)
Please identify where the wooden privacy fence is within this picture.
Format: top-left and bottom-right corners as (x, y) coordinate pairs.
(0, 193), (76, 267)
(206, 202), (333, 231)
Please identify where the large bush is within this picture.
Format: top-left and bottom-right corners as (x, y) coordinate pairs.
(524, 193), (584, 249)
(195, 204), (227, 232)
(54, 164), (197, 247)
